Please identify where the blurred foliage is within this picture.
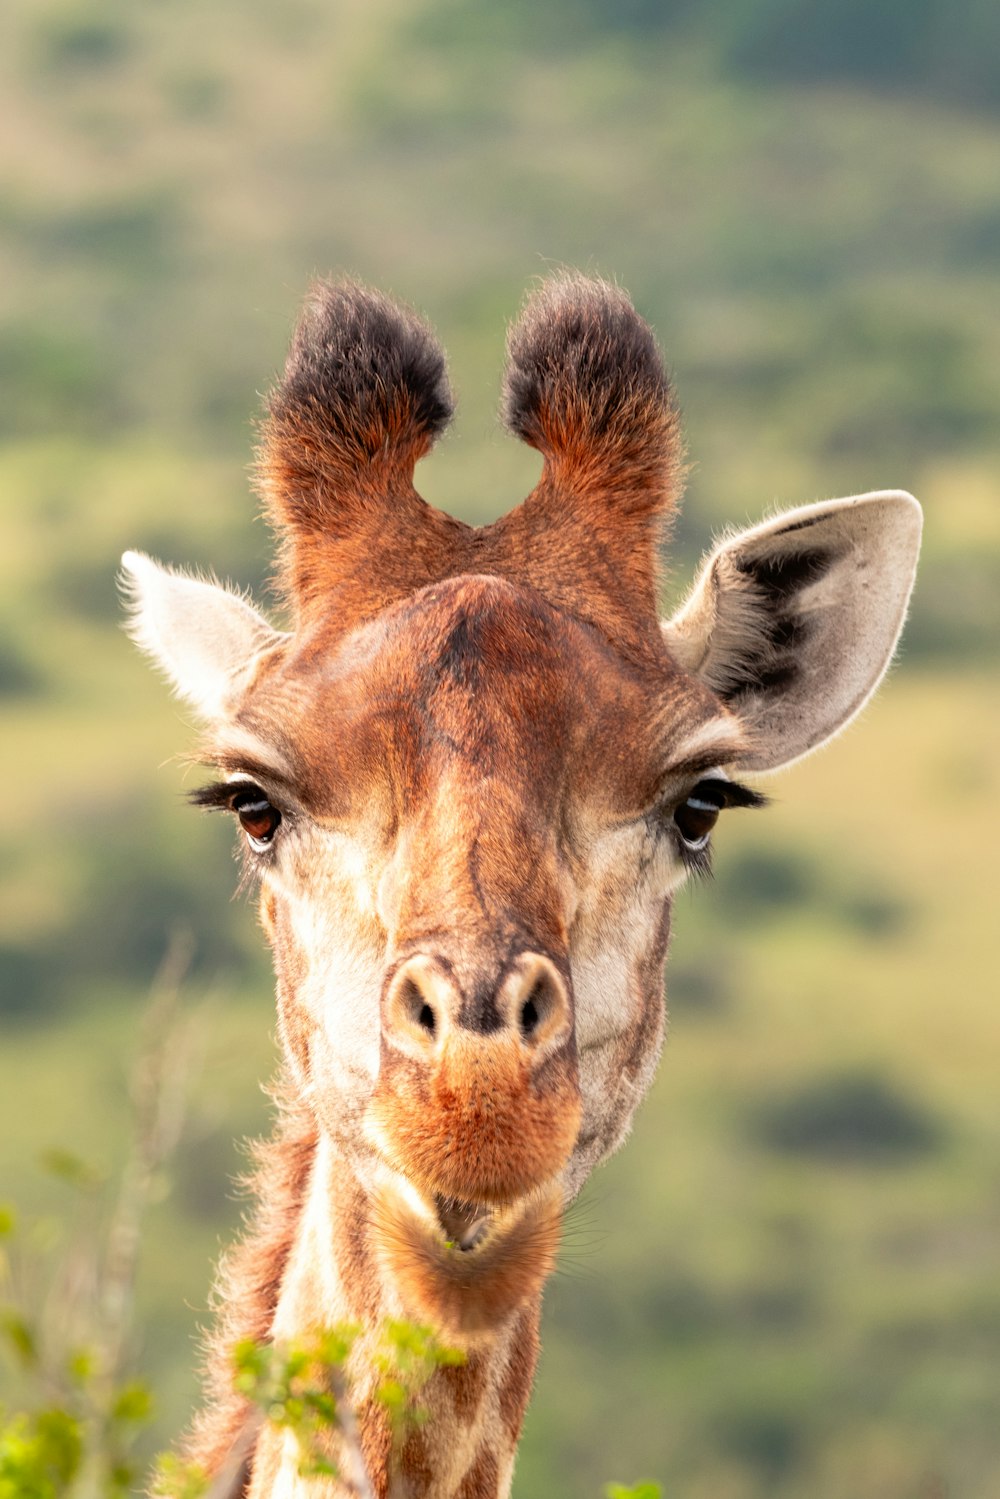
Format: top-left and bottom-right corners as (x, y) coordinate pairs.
(0, 0), (997, 1495)
(748, 1070), (944, 1163)
(1, 1178), (463, 1498)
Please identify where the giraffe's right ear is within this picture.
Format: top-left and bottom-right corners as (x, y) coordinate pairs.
(120, 551), (286, 721)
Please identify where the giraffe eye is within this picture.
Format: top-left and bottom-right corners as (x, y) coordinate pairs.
(230, 786), (282, 849)
(673, 781), (726, 851)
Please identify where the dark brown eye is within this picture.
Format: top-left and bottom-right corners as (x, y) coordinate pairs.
(231, 786), (282, 849)
(674, 781), (726, 850)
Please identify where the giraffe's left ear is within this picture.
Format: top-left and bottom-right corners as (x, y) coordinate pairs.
(120, 551), (286, 721)
(663, 491), (922, 772)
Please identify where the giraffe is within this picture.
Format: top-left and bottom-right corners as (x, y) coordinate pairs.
(122, 274), (921, 1498)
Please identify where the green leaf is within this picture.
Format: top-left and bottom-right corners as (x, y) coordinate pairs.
(110, 1379), (154, 1425)
(109, 1458), (136, 1492)
(38, 1148), (104, 1192)
(284, 1348), (309, 1380)
(0, 1407), (84, 1496)
(151, 1452), (210, 1499)
(376, 1377), (406, 1412)
(605, 1483), (663, 1499)
(0, 1311), (38, 1368)
(66, 1347), (96, 1386)
(298, 1454), (338, 1479)
(0, 1208), (15, 1240)
(303, 1391), (337, 1423)
(312, 1325), (358, 1366)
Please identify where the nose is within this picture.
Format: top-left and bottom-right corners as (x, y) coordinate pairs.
(383, 951), (572, 1065)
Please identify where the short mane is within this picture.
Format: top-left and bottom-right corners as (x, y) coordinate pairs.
(184, 1071), (318, 1474)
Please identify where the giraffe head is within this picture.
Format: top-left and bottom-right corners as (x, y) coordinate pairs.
(123, 276), (920, 1340)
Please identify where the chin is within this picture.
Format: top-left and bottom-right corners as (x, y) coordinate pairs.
(369, 1175), (564, 1338)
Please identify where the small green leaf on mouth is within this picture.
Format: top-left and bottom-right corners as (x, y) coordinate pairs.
(435, 1196), (493, 1251)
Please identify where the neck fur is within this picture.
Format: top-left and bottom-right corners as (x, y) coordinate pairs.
(184, 1074), (540, 1499)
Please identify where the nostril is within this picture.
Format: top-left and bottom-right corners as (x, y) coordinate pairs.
(396, 976), (438, 1043)
(518, 976), (562, 1044)
(519, 985), (543, 1039)
(385, 958), (457, 1056)
(507, 958), (571, 1055)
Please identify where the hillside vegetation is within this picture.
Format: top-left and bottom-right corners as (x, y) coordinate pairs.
(1, 2), (998, 1495)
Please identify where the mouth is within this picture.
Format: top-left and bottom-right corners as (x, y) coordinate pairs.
(370, 1176), (563, 1336)
(435, 1194), (494, 1253)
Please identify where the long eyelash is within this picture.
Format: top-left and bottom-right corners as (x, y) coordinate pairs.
(679, 842), (714, 881)
(189, 781), (275, 895)
(189, 782), (238, 810)
(714, 779), (769, 811)
(233, 841), (267, 897)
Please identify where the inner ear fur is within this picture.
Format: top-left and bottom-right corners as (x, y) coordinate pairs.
(663, 491), (922, 771)
(120, 551), (286, 722)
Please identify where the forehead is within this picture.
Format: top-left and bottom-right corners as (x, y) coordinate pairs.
(231, 575), (735, 818)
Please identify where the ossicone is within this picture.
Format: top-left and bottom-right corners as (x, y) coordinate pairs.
(256, 279), (454, 544)
(501, 273), (684, 520)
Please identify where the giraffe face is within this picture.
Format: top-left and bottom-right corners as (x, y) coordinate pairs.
(214, 571), (737, 1332)
(123, 275), (920, 1371)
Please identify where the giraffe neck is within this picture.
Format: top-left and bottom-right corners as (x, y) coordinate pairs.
(247, 1132), (541, 1499)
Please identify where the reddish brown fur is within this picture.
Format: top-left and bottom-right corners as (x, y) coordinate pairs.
(440, 1349), (490, 1424)
(369, 1184), (562, 1337)
(253, 275), (683, 664)
(356, 1395), (393, 1499)
(400, 1428), (435, 1497)
(161, 277), (744, 1494)
(372, 1033), (581, 1204)
(496, 1307), (540, 1443)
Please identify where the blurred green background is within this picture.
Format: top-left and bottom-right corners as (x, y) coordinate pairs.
(1, 0), (998, 1494)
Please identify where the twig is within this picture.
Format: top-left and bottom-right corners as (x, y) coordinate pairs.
(100, 929), (198, 1377)
(328, 1366), (377, 1499)
(203, 1408), (262, 1499)
(76, 929), (202, 1499)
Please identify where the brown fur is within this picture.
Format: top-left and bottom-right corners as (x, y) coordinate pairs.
(500, 273), (685, 636)
(400, 1427), (435, 1497)
(455, 1446), (500, 1499)
(125, 276), (917, 1497)
(253, 275), (684, 663)
(356, 1395), (394, 1499)
(440, 1349), (490, 1424)
(372, 1033), (581, 1205)
(369, 1184), (562, 1338)
(496, 1307), (540, 1442)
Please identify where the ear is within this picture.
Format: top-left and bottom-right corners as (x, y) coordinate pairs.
(662, 491), (922, 771)
(120, 551), (286, 721)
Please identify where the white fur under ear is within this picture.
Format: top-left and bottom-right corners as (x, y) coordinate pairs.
(120, 551), (285, 721)
(663, 491), (922, 772)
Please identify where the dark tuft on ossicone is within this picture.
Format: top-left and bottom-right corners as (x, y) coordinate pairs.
(257, 279), (453, 544)
(275, 280), (453, 457)
(501, 276), (680, 514)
